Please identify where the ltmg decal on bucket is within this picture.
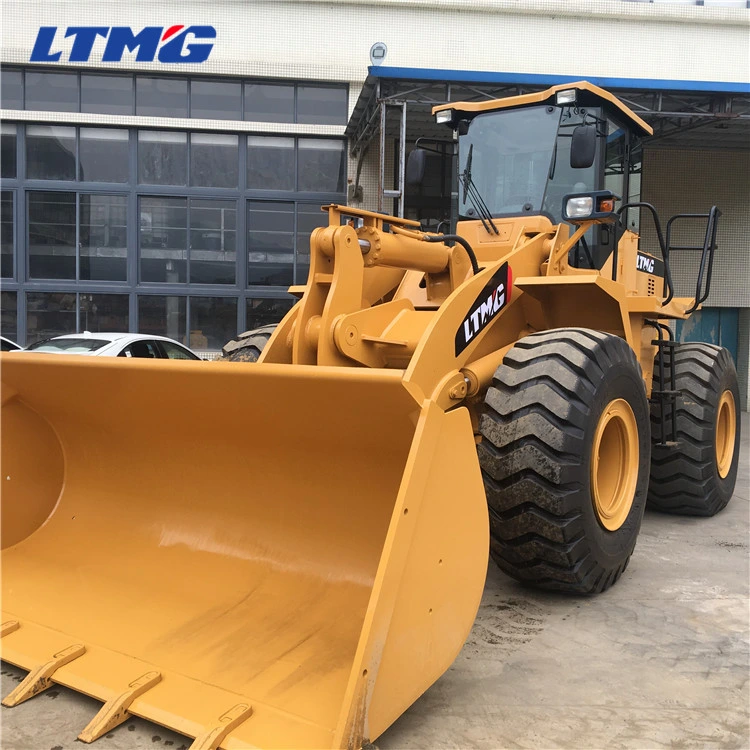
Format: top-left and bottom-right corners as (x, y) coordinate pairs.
(30, 25), (217, 63)
(455, 262), (512, 356)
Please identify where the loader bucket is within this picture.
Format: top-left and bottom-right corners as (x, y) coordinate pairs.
(0, 353), (488, 749)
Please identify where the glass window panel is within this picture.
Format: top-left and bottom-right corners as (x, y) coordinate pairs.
(81, 74), (133, 115)
(191, 79), (241, 120)
(295, 203), (328, 284)
(79, 128), (129, 183)
(136, 77), (188, 118)
(138, 130), (187, 185)
(189, 296), (237, 350)
(121, 340), (160, 359)
(190, 198), (236, 284)
(159, 340), (198, 360)
(1, 191), (13, 278)
(26, 125), (76, 181)
(1, 291), (17, 343)
(190, 132), (239, 188)
(1, 69), (22, 109)
(139, 196), (187, 283)
(604, 120), (627, 204)
(26, 292), (77, 344)
(79, 194), (127, 281)
(79, 293), (129, 333)
(297, 85), (348, 125)
(138, 295), (187, 343)
(298, 138), (346, 193)
(247, 136), (294, 191)
(1, 123), (17, 178)
(25, 71), (78, 112)
(626, 141), (643, 234)
(244, 83), (294, 123)
(28, 191), (76, 279)
(247, 200), (294, 286)
(246, 297), (294, 330)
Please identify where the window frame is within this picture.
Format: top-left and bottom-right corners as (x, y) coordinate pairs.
(2, 67), (349, 126)
(1, 189), (16, 280)
(7, 118), (346, 347)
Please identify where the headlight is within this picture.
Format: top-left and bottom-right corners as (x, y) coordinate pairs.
(562, 191), (620, 224)
(435, 109), (453, 125)
(556, 89), (577, 105)
(565, 196), (594, 218)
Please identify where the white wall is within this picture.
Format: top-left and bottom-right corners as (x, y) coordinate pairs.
(641, 149), (750, 308)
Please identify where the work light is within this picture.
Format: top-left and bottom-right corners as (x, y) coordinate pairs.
(556, 89), (577, 105)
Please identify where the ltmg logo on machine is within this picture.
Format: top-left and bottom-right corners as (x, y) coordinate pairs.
(30, 25), (217, 63)
(455, 262), (512, 356)
(636, 251), (664, 276)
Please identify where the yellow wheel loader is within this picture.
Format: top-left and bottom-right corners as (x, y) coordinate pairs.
(1, 82), (741, 749)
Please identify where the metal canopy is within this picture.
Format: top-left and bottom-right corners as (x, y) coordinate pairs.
(347, 74), (750, 155)
(347, 72), (750, 215)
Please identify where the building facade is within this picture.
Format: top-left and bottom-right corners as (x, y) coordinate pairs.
(1, 0), (748, 404)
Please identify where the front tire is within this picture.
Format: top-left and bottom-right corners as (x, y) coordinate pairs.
(478, 329), (650, 594)
(648, 343), (740, 516)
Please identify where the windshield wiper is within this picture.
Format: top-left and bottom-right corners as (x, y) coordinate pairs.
(460, 144), (499, 235)
(548, 139), (558, 180)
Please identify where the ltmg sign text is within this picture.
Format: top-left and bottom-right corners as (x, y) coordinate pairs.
(30, 25), (217, 64)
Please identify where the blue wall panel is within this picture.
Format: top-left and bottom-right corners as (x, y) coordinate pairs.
(675, 308), (739, 365)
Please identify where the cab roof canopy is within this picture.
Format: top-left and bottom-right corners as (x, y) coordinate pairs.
(433, 81), (653, 137)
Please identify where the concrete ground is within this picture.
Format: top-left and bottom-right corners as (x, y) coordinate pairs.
(2, 414), (748, 750)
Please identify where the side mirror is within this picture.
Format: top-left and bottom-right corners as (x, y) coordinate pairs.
(570, 124), (597, 169)
(406, 148), (427, 186)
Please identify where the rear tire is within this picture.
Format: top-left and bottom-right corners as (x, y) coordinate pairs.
(648, 343), (740, 516)
(221, 325), (276, 363)
(478, 329), (650, 594)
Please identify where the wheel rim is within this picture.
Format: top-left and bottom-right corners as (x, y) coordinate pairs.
(591, 398), (639, 531)
(715, 389), (736, 479)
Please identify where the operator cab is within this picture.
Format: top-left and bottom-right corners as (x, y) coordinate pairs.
(427, 82), (652, 269)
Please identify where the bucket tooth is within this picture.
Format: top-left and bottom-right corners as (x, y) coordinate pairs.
(1, 643), (85, 707)
(0, 620), (19, 637)
(189, 703), (253, 750)
(78, 670), (162, 743)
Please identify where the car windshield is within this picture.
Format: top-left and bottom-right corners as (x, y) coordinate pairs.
(27, 338), (110, 353)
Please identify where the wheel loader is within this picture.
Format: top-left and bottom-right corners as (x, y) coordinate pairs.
(1, 81), (740, 750)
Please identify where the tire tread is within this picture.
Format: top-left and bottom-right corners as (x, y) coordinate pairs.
(648, 343), (739, 516)
(479, 328), (648, 594)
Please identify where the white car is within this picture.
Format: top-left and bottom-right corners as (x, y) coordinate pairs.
(23, 332), (201, 360)
(0, 335), (22, 352)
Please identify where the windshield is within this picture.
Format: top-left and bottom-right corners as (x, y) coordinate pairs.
(458, 105), (560, 219)
(27, 338), (109, 353)
(458, 105), (601, 223)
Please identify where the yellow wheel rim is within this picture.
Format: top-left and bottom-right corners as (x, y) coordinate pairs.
(715, 389), (736, 479)
(591, 398), (639, 531)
